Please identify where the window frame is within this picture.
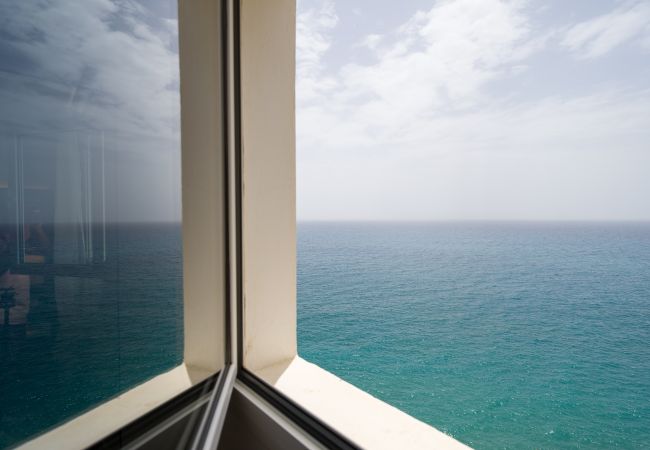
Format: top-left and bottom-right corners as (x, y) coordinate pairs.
(234, 1), (467, 448)
(15, 0), (350, 448)
(16, 0), (465, 448)
(194, 1), (359, 448)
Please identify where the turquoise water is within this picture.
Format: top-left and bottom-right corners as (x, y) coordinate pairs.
(297, 222), (650, 449)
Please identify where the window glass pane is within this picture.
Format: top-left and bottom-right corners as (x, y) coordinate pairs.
(0, 1), (182, 447)
(297, 1), (650, 448)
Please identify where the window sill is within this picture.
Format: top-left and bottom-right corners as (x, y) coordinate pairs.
(255, 356), (470, 450)
(18, 363), (212, 450)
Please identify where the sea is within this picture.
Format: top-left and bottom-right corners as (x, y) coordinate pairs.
(1, 221), (649, 449)
(298, 222), (650, 449)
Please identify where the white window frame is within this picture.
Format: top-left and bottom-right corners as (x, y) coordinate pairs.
(17, 0), (469, 448)
(237, 1), (467, 449)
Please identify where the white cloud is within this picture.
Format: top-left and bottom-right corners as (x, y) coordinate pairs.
(562, 1), (650, 58)
(297, 0), (539, 154)
(296, 0), (650, 220)
(357, 34), (382, 51)
(296, 0), (339, 103)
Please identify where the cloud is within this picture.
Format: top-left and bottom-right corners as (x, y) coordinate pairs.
(562, 1), (650, 59)
(357, 34), (382, 51)
(296, 0), (650, 220)
(297, 0), (540, 153)
(296, 0), (338, 103)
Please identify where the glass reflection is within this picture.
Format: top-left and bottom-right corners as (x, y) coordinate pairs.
(0, 1), (182, 447)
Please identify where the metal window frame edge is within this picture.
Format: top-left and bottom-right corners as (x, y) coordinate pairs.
(189, 0), (239, 446)
(30, 0), (368, 447)
(237, 369), (361, 450)
(226, 1), (361, 449)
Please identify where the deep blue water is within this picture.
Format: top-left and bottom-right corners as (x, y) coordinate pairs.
(297, 222), (650, 449)
(0, 223), (183, 449)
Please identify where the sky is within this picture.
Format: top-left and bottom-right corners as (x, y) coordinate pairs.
(296, 0), (650, 221)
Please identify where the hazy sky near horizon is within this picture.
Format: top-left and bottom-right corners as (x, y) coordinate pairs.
(296, 0), (650, 221)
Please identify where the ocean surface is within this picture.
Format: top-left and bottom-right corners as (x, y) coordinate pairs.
(2, 222), (649, 449)
(297, 222), (650, 449)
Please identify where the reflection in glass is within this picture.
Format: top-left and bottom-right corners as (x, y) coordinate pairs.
(0, 1), (182, 447)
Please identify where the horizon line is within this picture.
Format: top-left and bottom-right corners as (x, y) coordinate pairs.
(296, 219), (650, 223)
